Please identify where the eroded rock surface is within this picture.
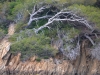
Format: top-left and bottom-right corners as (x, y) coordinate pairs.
(0, 42), (99, 75)
(0, 23), (15, 59)
(0, 24), (100, 75)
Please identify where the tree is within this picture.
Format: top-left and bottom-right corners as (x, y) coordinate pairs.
(27, 5), (93, 33)
(25, 4), (100, 60)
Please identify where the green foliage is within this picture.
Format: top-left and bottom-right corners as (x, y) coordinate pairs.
(0, 0), (97, 33)
(83, 0), (96, 5)
(10, 29), (57, 60)
(43, 0), (96, 5)
(0, 28), (6, 39)
(28, 19), (48, 29)
(44, 22), (80, 39)
(1, 0), (96, 22)
(6, 2), (24, 20)
(68, 4), (100, 29)
(67, 28), (80, 39)
(15, 23), (27, 32)
(35, 58), (41, 62)
(0, 0), (99, 61)
(56, 0), (96, 5)
(0, 24), (8, 39)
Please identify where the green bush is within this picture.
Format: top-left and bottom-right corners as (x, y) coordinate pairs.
(68, 4), (100, 29)
(10, 29), (57, 60)
(35, 58), (41, 62)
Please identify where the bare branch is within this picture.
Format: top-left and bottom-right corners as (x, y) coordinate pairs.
(27, 10), (31, 15)
(27, 15), (52, 26)
(35, 20), (53, 33)
(32, 5), (36, 14)
(32, 15), (52, 20)
(27, 5), (93, 33)
(34, 10), (93, 33)
(27, 5), (51, 26)
(94, 33), (98, 39)
(84, 34), (95, 45)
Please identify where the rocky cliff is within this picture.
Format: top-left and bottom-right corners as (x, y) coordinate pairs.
(0, 24), (100, 75)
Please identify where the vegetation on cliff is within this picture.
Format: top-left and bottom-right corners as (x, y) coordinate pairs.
(0, 0), (100, 61)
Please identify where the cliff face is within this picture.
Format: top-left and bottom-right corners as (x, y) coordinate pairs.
(0, 24), (15, 59)
(0, 43), (100, 75)
(0, 24), (100, 75)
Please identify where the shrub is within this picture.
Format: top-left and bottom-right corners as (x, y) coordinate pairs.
(68, 4), (100, 29)
(35, 58), (41, 62)
(10, 29), (57, 61)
